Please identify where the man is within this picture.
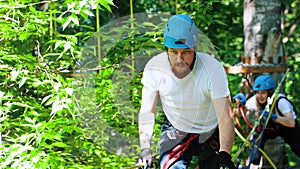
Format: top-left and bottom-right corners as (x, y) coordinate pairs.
(137, 14), (235, 169)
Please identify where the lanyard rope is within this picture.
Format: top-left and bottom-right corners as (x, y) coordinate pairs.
(234, 127), (277, 169)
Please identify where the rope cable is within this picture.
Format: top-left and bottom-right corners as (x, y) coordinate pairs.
(234, 127), (277, 169)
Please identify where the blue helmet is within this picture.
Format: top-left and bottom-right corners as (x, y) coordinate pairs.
(253, 75), (276, 91)
(163, 14), (198, 48)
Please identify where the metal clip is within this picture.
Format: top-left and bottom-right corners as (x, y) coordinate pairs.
(166, 130), (177, 139)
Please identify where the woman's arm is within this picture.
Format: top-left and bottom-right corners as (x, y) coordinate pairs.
(274, 111), (295, 128)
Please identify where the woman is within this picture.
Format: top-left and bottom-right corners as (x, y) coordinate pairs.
(234, 74), (300, 168)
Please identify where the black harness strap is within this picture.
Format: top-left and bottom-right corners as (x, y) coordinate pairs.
(275, 96), (297, 116)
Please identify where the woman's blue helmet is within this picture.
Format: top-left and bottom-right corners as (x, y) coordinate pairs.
(163, 14), (198, 48)
(253, 74), (276, 91)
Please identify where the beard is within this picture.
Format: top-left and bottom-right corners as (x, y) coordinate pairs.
(171, 63), (191, 79)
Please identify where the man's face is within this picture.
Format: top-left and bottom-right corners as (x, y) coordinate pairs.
(167, 47), (195, 79)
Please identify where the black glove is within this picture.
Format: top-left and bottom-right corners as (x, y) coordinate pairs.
(136, 148), (153, 168)
(216, 151), (235, 169)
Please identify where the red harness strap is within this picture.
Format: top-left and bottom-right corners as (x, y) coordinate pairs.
(162, 134), (198, 169)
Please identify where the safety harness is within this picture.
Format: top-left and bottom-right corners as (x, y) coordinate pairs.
(160, 123), (220, 169)
(275, 96), (298, 116)
(162, 133), (198, 169)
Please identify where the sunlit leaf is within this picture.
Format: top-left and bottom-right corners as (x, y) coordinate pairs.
(65, 88), (73, 96)
(62, 17), (72, 31)
(69, 15), (79, 26)
(41, 94), (54, 105)
(52, 142), (71, 148)
(10, 70), (19, 81)
(19, 77), (27, 88)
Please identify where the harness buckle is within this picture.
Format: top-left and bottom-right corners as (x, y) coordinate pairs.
(209, 139), (219, 150)
(166, 130), (177, 139)
(166, 130), (186, 139)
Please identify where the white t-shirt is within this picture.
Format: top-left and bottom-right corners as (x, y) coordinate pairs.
(245, 94), (296, 119)
(141, 52), (230, 134)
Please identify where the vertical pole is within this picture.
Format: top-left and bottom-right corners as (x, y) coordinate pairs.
(49, 1), (53, 52)
(130, 0), (135, 125)
(0, 94), (2, 155)
(96, 8), (101, 73)
(95, 6), (104, 166)
(130, 0), (134, 72)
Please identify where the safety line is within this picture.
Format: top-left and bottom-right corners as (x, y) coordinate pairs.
(234, 127), (277, 169)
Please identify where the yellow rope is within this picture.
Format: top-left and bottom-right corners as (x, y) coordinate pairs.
(234, 127), (277, 169)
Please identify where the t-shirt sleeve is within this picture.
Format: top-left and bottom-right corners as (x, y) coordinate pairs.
(141, 68), (159, 93)
(277, 98), (293, 115)
(245, 96), (257, 111)
(209, 65), (230, 99)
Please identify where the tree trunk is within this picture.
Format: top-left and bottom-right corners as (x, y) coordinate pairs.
(244, 0), (288, 168)
(244, 0), (284, 65)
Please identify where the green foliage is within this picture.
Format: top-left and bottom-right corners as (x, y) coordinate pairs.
(0, 0), (125, 168)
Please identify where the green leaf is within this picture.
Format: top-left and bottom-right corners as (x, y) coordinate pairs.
(214, 19), (228, 26)
(54, 82), (62, 92)
(70, 15), (79, 26)
(0, 91), (5, 98)
(25, 117), (36, 124)
(41, 94), (54, 105)
(12, 102), (34, 109)
(65, 88), (73, 96)
(10, 70), (19, 81)
(19, 77), (27, 88)
(63, 41), (73, 51)
(19, 32), (31, 41)
(142, 22), (156, 27)
(54, 41), (64, 50)
(82, 8), (94, 17)
(62, 17), (72, 31)
(51, 100), (63, 116)
(98, 0), (115, 13)
(94, 149), (101, 158)
(52, 142), (71, 148)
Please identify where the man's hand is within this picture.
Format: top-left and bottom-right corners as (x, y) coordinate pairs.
(216, 151), (235, 169)
(136, 148), (152, 168)
(258, 110), (278, 120)
(233, 93), (246, 105)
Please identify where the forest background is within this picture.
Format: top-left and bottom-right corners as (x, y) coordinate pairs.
(0, 0), (299, 168)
